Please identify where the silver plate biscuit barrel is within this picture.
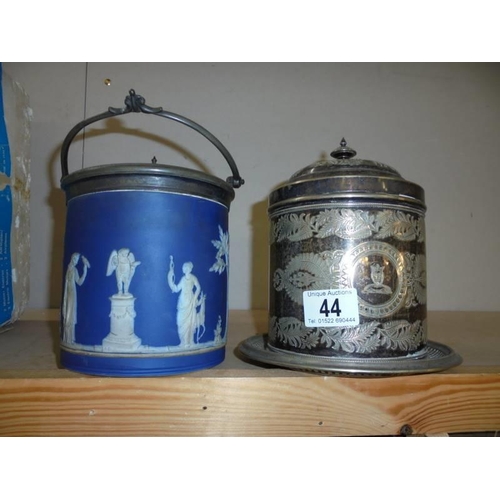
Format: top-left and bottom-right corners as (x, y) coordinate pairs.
(239, 139), (461, 375)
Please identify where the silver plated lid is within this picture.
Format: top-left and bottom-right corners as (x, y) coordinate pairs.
(269, 139), (425, 214)
(61, 163), (236, 208)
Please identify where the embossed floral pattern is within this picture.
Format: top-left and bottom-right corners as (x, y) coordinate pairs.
(314, 209), (377, 239)
(271, 208), (424, 243)
(269, 316), (426, 354)
(273, 249), (426, 309)
(404, 253), (427, 306)
(273, 251), (343, 305)
(375, 210), (424, 242)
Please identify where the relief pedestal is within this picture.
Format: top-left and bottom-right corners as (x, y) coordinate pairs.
(102, 294), (141, 352)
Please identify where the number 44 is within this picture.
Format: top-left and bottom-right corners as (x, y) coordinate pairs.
(319, 298), (342, 317)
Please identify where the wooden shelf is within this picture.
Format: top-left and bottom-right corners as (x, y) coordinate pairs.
(0, 310), (499, 436)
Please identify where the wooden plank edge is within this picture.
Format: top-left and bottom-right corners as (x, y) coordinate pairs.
(1, 365), (500, 379)
(0, 371), (499, 436)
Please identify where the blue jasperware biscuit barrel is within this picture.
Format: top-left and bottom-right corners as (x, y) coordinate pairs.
(59, 90), (244, 376)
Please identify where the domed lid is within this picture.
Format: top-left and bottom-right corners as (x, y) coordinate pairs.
(291, 138), (401, 179)
(269, 139), (426, 214)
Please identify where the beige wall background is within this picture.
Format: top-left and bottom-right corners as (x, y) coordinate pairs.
(4, 62), (500, 312)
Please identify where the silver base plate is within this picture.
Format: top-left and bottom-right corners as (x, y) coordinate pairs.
(237, 335), (462, 377)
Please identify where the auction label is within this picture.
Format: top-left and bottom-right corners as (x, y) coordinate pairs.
(303, 289), (360, 328)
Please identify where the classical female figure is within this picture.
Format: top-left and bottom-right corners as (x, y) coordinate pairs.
(62, 253), (90, 344)
(168, 256), (206, 347)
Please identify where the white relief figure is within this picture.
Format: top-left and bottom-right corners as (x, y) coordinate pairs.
(209, 225), (229, 274)
(106, 248), (141, 295)
(103, 248), (142, 352)
(168, 256), (206, 348)
(213, 315), (223, 344)
(195, 292), (207, 343)
(62, 253), (90, 344)
(363, 263), (392, 295)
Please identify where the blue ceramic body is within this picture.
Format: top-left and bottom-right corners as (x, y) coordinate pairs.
(60, 189), (230, 376)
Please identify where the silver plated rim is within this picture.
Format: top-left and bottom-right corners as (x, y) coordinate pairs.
(61, 163), (236, 208)
(237, 335), (462, 376)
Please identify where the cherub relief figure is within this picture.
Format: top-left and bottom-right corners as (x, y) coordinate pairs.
(107, 248), (141, 295)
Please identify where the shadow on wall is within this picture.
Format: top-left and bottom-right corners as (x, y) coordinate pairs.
(250, 198), (269, 311)
(46, 117), (212, 308)
(46, 146), (66, 310)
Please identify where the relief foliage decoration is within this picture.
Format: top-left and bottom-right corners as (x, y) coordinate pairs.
(273, 251), (343, 305)
(270, 316), (426, 354)
(404, 253), (427, 306)
(272, 208), (424, 243)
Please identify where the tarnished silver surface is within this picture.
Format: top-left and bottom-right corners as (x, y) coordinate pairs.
(61, 163), (236, 208)
(238, 334), (462, 376)
(269, 219), (429, 358)
(269, 316), (426, 354)
(273, 245), (426, 317)
(269, 139), (425, 213)
(261, 138), (460, 372)
(271, 207), (425, 244)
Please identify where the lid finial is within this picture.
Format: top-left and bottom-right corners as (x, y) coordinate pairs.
(331, 138), (357, 159)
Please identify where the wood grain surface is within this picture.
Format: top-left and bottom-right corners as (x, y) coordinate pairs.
(0, 310), (499, 436)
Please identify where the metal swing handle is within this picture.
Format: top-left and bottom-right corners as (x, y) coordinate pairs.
(60, 89), (245, 189)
